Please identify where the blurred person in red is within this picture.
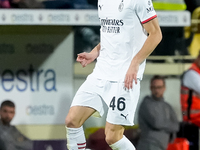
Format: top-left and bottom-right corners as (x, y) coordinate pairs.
(0, 0), (43, 8)
(0, 0), (11, 8)
(9, 0), (44, 8)
(181, 50), (200, 127)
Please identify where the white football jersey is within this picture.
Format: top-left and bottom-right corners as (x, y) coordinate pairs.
(91, 0), (157, 81)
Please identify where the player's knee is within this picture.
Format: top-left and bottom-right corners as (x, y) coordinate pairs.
(105, 127), (124, 145)
(105, 132), (118, 145)
(105, 134), (117, 145)
(65, 115), (73, 127)
(65, 115), (80, 128)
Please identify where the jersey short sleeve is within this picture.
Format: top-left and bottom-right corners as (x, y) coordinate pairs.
(134, 0), (157, 24)
(183, 70), (200, 94)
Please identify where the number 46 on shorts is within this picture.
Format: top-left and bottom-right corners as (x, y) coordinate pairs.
(109, 97), (126, 111)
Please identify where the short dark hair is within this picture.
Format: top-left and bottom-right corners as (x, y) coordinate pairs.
(151, 75), (165, 86)
(0, 100), (15, 109)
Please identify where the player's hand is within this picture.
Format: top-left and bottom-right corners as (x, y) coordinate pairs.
(76, 52), (95, 67)
(124, 63), (139, 90)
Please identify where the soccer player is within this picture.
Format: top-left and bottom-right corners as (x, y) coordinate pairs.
(65, 0), (162, 149)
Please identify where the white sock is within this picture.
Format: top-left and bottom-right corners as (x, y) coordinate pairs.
(66, 126), (86, 150)
(109, 135), (135, 150)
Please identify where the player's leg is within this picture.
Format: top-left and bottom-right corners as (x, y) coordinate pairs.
(65, 106), (96, 150)
(66, 106), (96, 128)
(65, 75), (106, 150)
(105, 122), (135, 150)
(105, 122), (124, 144)
(103, 80), (140, 150)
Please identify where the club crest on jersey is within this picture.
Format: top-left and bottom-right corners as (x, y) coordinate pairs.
(118, 0), (124, 12)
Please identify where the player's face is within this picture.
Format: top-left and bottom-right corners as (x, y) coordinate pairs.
(150, 79), (166, 99)
(0, 106), (15, 125)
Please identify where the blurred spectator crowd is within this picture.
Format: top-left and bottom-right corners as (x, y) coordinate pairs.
(0, 0), (98, 9)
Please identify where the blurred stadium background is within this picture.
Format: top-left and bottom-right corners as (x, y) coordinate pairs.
(0, 0), (200, 149)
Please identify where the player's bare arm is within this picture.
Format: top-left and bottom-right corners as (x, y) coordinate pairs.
(77, 43), (101, 67)
(124, 18), (162, 89)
